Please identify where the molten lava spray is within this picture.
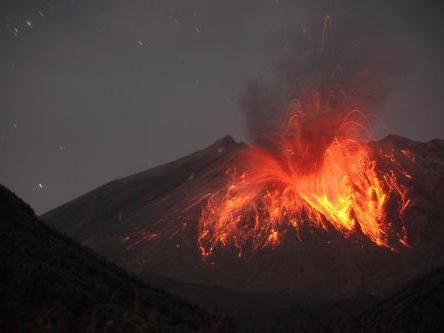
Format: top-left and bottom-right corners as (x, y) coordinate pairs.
(198, 94), (411, 258)
(195, 15), (417, 258)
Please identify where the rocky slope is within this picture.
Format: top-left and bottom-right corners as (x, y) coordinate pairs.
(336, 263), (444, 332)
(0, 184), (231, 332)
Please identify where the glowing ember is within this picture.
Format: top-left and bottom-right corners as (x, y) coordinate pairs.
(198, 96), (412, 258)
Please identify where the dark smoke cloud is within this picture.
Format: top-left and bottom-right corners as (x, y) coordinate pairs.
(238, 0), (430, 150)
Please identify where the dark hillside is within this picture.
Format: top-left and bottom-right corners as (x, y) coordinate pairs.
(337, 264), (444, 332)
(0, 184), (232, 332)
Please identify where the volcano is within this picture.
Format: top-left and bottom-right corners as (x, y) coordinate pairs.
(42, 133), (444, 305)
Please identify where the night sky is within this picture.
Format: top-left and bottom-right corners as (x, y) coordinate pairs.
(2, 0), (444, 213)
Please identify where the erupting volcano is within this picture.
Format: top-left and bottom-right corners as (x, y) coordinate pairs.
(199, 94), (412, 258)
(43, 112), (443, 301)
(41, 16), (444, 302)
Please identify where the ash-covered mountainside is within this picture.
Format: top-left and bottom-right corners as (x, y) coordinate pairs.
(43, 135), (444, 303)
(336, 262), (444, 332)
(0, 184), (231, 332)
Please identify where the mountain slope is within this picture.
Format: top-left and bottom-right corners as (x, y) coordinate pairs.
(42, 135), (444, 303)
(335, 263), (444, 332)
(0, 184), (232, 332)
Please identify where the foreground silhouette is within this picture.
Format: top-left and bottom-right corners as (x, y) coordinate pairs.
(0, 185), (232, 332)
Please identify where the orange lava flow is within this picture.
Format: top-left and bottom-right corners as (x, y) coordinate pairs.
(198, 101), (411, 258)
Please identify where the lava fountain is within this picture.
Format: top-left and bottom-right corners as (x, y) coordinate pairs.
(198, 93), (412, 258)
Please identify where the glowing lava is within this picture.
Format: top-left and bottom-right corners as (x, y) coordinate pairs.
(198, 97), (411, 258)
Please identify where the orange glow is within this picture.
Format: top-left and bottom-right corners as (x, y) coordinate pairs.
(198, 98), (412, 258)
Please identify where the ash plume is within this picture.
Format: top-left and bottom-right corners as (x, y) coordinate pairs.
(239, 1), (419, 152)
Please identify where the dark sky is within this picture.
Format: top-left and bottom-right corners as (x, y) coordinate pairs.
(1, 0), (444, 213)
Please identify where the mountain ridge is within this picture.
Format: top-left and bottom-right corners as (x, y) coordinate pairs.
(0, 184), (232, 332)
